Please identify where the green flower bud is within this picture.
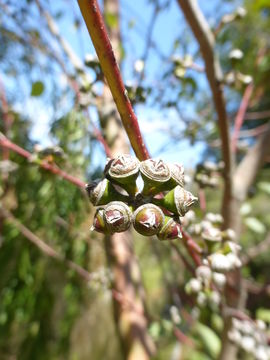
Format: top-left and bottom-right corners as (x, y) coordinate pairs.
(104, 154), (140, 196)
(133, 203), (164, 236)
(202, 227), (223, 253)
(167, 163), (185, 187)
(154, 186), (197, 216)
(157, 216), (182, 240)
(91, 208), (108, 234)
(86, 179), (129, 206)
(103, 201), (132, 233)
(205, 213), (224, 225)
(185, 278), (202, 294)
(140, 159), (171, 195)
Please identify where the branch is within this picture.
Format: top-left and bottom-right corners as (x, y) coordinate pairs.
(238, 123), (269, 138)
(0, 77), (13, 160)
(0, 207), (93, 282)
(177, 0), (233, 224)
(242, 232), (270, 265)
(234, 124), (270, 200)
(77, 0), (150, 161)
(181, 229), (202, 267)
(34, 1), (112, 158)
(245, 109), (270, 120)
(232, 83), (253, 153)
(0, 134), (85, 188)
(138, 2), (160, 84)
(170, 242), (195, 275)
(36, 0), (84, 72)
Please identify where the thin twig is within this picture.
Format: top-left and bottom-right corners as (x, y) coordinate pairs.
(232, 83), (253, 153)
(241, 232), (270, 265)
(234, 124), (270, 201)
(198, 188), (206, 213)
(36, 0), (84, 72)
(173, 326), (194, 346)
(181, 228), (202, 267)
(138, 2), (160, 84)
(245, 109), (270, 120)
(170, 242), (195, 275)
(0, 135), (85, 188)
(77, 0), (150, 161)
(0, 207), (93, 282)
(0, 76), (13, 160)
(34, 0), (112, 158)
(177, 0), (233, 226)
(238, 123), (269, 138)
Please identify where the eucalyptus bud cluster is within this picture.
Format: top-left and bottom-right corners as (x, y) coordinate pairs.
(194, 161), (223, 189)
(186, 212), (241, 269)
(185, 264), (224, 309)
(224, 70), (253, 88)
(86, 155), (197, 240)
(228, 318), (270, 360)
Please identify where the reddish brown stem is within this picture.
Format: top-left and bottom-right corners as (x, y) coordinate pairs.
(198, 188), (206, 213)
(0, 135), (85, 188)
(77, 0), (150, 161)
(181, 228), (202, 267)
(0, 77), (13, 160)
(238, 123), (269, 138)
(173, 326), (194, 346)
(170, 242), (195, 275)
(232, 83), (253, 153)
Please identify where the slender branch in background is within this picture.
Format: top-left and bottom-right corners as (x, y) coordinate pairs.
(0, 76), (13, 161)
(77, 0), (150, 161)
(170, 242), (195, 275)
(0, 207), (93, 282)
(234, 124), (270, 201)
(232, 83), (253, 153)
(241, 232), (270, 266)
(198, 188), (206, 213)
(35, 0), (112, 158)
(177, 0), (233, 226)
(173, 327), (195, 346)
(245, 109), (270, 120)
(238, 123), (270, 138)
(0, 134), (85, 188)
(138, 2), (160, 84)
(181, 229), (202, 267)
(36, 0), (84, 72)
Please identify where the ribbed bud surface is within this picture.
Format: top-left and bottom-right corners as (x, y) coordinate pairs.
(133, 203), (164, 236)
(104, 201), (132, 233)
(158, 217), (182, 240)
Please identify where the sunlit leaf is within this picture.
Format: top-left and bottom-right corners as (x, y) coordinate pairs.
(256, 308), (270, 323)
(193, 322), (221, 358)
(31, 81), (44, 97)
(244, 217), (266, 234)
(258, 182), (270, 195)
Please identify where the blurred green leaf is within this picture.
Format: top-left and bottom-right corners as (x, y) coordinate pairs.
(244, 217), (266, 234)
(240, 202), (252, 216)
(193, 322), (221, 358)
(258, 182), (270, 195)
(256, 308), (270, 323)
(105, 12), (118, 29)
(31, 81), (44, 97)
